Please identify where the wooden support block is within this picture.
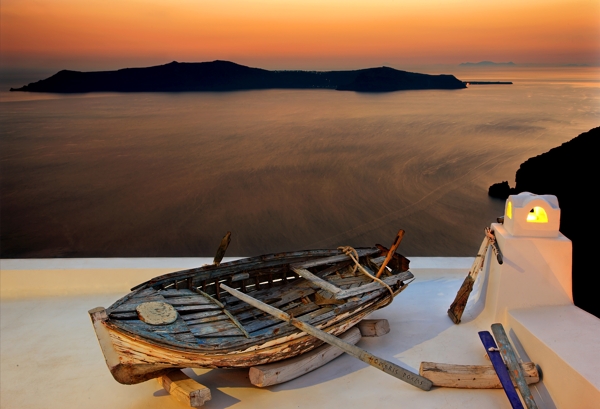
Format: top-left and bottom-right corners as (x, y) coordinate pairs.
(420, 361), (540, 389)
(156, 370), (211, 407)
(356, 319), (390, 337)
(249, 327), (361, 387)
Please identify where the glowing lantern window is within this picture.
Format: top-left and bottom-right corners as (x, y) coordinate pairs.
(526, 206), (548, 223)
(506, 201), (512, 219)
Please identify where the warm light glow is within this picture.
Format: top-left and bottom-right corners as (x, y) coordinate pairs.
(527, 207), (548, 223)
(1, 0), (599, 70)
(506, 202), (512, 219)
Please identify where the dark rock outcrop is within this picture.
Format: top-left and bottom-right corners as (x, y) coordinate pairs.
(489, 126), (600, 317)
(488, 181), (513, 199)
(459, 61), (516, 66)
(10, 60), (466, 94)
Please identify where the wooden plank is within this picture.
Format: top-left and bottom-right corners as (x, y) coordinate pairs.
(479, 331), (524, 409)
(211, 286), (389, 351)
(327, 276), (369, 287)
(184, 269), (392, 352)
(109, 294), (166, 313)
(202, 329), (247, 337)
(370, 256), (386, 265)
(291, 267), (342, 294)
(133, 248), (349, 291)
(165, 296), (213, 306)
(231, 272), (249, 282)
(221, 283), (295, 307)
(447, 236), (490, 324)
(315, 290), (345, 306)
(181, 310), (224, 321)
(314, 260), (353, 278)
(195, 336), (247, 347)
(334, 271), (413, 299)
(222, 309), (250, 338)
(161, 289), (196, 297)
(108, 311), (138, 320)
(123, 318), (196, 338)
(227, 286), (315, 316)
(131, 288), (160, 298)
(221, 284), (432, 391)
(174, 305), (222, 313)
(491, 323), (539, 409)
(234, 296), (308, 322)
(185, 314), (229, 326)
(356, 319), (390, 337)
(187, 320), (243, 337)
(244, 302), (322, 334)
(113, 317), (198, 345)
(420, 361), (539, 389)
(290, 249), (380, 269)
(156, 370), (211, 407)
(249, 327), (362, 387)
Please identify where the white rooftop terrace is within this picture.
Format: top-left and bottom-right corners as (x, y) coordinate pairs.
(0, 257), (596, 409)
(1, 194), (599, 409)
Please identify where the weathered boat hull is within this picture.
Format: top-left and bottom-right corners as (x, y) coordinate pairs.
(90, 248), (413, 385)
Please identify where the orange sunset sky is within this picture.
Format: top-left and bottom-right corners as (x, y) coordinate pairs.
(1, 0), (599, 71)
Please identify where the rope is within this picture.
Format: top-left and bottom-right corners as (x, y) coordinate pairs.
(337, 246), (396, 302)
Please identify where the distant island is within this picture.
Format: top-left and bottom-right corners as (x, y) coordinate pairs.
(459, 61), (516, 67)
(464, 81), (513, 85)
(489, 126), (600, 318)
(10, 60), (467, 93)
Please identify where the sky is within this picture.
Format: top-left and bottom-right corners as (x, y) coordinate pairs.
(1, 0), (599, 72)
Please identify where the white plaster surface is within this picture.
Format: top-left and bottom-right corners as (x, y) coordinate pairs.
(4, 256), (598, 409)
(507, 306), (600, 409)
(1, 260), (526, 409)
(483, 223), (573, 323)
(0, 258), (240, 299)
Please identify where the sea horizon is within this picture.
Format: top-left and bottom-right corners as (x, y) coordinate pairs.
(1, 65), (598, 258)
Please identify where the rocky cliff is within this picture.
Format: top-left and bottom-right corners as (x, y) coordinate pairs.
(489, 126), (599, 317)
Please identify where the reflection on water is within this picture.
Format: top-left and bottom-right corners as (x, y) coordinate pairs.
(1, 67), (599, 257)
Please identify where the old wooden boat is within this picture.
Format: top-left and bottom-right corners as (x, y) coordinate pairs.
(89, 245), (414, 385)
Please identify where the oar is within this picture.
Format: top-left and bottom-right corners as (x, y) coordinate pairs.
(376, 229), (405, 278)
(491, 324), (538, 409)
(220, 283), (432, 391)
(447, 235), (490, 324)
(485, 227), (503, 265)
(213, 231), (231, 266)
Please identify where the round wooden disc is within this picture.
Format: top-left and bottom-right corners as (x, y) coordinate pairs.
(136, 302), (178, 325)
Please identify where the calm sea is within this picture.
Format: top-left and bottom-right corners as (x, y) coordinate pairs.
(1, 66), (598, 258)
